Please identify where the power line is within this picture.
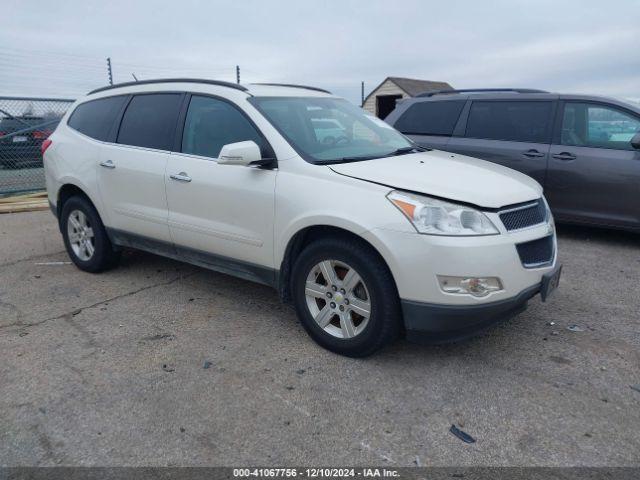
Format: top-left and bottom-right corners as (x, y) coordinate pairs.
(0, 50), (234, 80)
(0, 58), (106, 72)
(0, 46), (108, 61)
(0, 48), (248, 96)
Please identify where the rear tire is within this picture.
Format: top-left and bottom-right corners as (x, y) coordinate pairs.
(60, 195), (121, 273)
(291, 236), (401, 357)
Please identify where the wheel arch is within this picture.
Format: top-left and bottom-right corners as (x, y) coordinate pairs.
(277, 224), (399, 304)
(55, 182), (101, 227)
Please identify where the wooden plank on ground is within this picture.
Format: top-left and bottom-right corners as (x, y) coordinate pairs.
(0, 191), (49, 213)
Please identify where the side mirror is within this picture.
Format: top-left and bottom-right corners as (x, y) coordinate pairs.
(631, 132), (640, 150)
(218, 141), (268, 166)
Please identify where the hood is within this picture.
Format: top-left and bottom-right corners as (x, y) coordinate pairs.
(329, 150), (542, 209)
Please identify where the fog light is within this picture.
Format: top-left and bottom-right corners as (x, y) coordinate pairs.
(437, 276), (503, 297)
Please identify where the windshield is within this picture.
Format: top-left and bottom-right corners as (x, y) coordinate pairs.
(249, 97), (414, 163)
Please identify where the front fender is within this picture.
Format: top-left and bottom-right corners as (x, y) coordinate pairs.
(275, 213), (370, 267)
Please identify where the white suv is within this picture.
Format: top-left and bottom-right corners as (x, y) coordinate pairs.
(43, 79), (561, 357)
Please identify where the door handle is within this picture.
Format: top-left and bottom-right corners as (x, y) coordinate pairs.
(522, 149), (545, 158)
(552, 152), (576, 161)
(99, 160), (115, 169)
(169, 172), (192, 182)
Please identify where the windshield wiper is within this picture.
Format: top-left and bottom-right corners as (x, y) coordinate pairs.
(331, 154), (383, 163)
(330, 146), (430, 164)
(388, 145), (430, 156)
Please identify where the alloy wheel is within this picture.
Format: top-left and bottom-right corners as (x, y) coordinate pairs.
(304, 260), (371, 339)
(67, 209), (95, 261)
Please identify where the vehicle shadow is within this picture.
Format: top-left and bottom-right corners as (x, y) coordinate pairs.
(113, 221), (636, 364)
(555, 223), (640, 247)
(116, 249), (497, 361)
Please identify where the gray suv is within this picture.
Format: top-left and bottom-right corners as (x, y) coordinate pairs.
(386, 89), (640, 232)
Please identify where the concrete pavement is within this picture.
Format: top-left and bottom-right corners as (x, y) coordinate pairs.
(1, 211), (639, 466)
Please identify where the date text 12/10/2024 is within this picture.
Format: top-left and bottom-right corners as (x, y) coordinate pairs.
(233, 468), (400, 478)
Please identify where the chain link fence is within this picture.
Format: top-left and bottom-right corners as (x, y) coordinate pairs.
(0, 97), (74, 196)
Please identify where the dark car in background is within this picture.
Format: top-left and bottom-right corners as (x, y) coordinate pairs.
(386, 89), (640, 232)
(0, 115), (61, 169)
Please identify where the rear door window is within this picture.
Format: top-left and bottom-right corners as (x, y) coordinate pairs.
(67, 96), (128, 141)
(394, 100), (466, 136)
(560, 102), (640, 151)
(117, 94), (182, 150)
(181, 95), (264, 159)
(465, 101), (553, 143)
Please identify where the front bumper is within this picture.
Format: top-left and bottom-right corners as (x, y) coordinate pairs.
(362, 223), (558, 306)
(402, 283), (541, 344)
(404, 262), (561, 343)
(361, 222), (559, 342)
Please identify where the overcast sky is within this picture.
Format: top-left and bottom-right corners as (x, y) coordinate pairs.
(2, 0), (639, 104)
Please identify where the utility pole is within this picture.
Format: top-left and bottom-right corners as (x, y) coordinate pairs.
(107, 57), (113, 85)
(361, 81), (365, 106)
(236, 65), (240, 84)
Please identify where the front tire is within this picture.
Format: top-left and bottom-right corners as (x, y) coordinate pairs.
(291, 236), (401, 357)
(60, 195), (120, 273)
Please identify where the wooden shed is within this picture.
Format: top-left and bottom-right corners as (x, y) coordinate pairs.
(362, 77), (453, 119)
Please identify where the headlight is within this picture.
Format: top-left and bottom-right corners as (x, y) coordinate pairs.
(387, 191), (499, 236)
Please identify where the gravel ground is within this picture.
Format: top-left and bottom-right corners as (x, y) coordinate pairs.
(0, 211), (638, 466)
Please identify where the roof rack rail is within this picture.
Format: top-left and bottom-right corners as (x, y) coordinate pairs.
(88, 78), (248, 95)
(251, 83), (332, 94)
(416, 88), (548, 98)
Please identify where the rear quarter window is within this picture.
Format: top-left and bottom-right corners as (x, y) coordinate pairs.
(394, 100), (466, 136)
(465, 101), (553, 143)
(67, 96), (128, 141)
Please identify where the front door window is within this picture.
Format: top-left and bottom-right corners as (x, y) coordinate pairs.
(181, 95), (264, 159)
(561, 103), (640, 151)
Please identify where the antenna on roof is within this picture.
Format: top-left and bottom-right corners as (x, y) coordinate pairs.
(131, 73), (139, 82)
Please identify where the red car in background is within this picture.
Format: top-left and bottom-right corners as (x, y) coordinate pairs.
(0, 115), (61, 169)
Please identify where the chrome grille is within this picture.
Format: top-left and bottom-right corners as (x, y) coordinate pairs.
(516, 235), (554, 268)
(499, 199), (547, 231)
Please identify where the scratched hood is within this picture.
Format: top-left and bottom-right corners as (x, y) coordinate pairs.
(329, 149), (542, 209)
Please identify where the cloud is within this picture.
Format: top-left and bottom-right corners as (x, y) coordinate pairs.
(1, 0), (638, 104)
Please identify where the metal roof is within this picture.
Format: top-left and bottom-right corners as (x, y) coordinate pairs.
(387, 77), (453, 96)
(362, 77), (453, 105)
